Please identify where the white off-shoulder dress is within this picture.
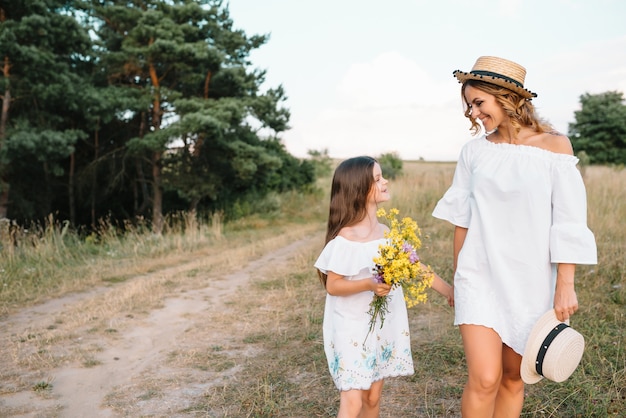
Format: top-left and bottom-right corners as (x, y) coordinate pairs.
(314, 236), (414, 391)
(433, 136), (597, 354)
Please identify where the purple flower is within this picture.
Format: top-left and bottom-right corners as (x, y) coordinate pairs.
(402, 242), (419, 264)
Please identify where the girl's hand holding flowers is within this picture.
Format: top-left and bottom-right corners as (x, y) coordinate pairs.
(371, 282), (391, 297)
(364, 208), (435, 346)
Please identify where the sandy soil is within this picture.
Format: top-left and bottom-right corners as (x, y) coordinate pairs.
(0, 234), (319, 418)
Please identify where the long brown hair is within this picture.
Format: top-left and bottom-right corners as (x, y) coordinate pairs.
(317, 156), (377, 287)
(461, 79), (552, 137)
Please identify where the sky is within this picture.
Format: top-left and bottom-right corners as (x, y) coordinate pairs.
(227, 0), (626, 161)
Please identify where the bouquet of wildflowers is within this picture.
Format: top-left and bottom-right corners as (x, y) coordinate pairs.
(364, 208), (434, 344)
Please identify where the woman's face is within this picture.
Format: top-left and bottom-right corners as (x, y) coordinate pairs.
(369, 163), (390, 204)
(464, 85), (508, 132)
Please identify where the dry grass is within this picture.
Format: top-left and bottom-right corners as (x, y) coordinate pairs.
(0, 162), (623, 417)
(0, 221), (321, 394)
(189, 162), (624, 417)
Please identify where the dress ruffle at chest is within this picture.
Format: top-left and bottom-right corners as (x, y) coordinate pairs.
(314, 236), (385, 277)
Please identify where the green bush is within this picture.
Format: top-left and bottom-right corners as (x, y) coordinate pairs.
(377, 152), (403, 179)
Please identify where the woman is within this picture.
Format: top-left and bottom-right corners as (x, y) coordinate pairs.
(432, 56), (597, 417)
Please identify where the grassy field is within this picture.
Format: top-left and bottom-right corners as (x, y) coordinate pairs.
(0, 161), (624, 417)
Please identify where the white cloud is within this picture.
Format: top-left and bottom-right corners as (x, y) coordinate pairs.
(499, 0), (523, 17)
(281, 37), (626, 162)
(230, 0), (626, 162)
(283, 52), (470, 161)
(531, 35), (626, 133)
(336, 52), (448, 108)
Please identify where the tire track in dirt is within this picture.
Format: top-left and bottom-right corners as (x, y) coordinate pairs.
(0, 231), (321, 417)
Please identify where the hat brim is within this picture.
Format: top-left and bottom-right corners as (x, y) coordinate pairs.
(453, 70), (537, 99)
(521, 309), (585, 384)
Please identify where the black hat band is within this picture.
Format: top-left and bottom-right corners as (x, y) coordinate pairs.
(470, 70), (524, 89)
(535, 323), (570, 376)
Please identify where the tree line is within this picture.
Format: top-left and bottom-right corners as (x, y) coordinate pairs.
(569, 91), (626, 165)
(2, 1), (624, 234)
(0, 0), (315, 232)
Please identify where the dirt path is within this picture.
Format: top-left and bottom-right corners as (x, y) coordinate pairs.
(0, 233), (320, 418)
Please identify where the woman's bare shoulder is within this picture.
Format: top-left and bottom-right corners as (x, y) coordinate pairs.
(531, 131), (574, 155)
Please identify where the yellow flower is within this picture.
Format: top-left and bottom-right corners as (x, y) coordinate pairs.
(365, 208), (434, 345)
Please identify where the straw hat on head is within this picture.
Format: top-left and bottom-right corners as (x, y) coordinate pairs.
(453, 56), (538, 99)
(521, 309), (585, 384)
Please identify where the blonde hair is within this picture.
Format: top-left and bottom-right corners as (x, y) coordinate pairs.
(461, 80), (552, 137)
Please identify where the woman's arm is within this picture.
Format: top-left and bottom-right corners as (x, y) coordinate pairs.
(453, 226), (468, 271)
(325, 271), (390, 297)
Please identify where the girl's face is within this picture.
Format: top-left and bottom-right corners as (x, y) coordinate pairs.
(369, 162), (390, 204)
(464, 85), (508, 132)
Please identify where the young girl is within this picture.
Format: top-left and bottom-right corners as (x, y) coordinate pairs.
(314, 156), (454, 418)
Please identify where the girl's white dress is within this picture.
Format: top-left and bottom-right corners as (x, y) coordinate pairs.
(433, 136), (597, 354)
(314, 236), (414, 391)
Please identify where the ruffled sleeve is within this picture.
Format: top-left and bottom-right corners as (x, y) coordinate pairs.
(432, 141), (472, 227)
(550, 159), (597, 264)
(314, 237), (380, 276)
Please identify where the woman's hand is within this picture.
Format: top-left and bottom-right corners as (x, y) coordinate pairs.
(554, 283), (578, 322)
(554, 263), (578, 322)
